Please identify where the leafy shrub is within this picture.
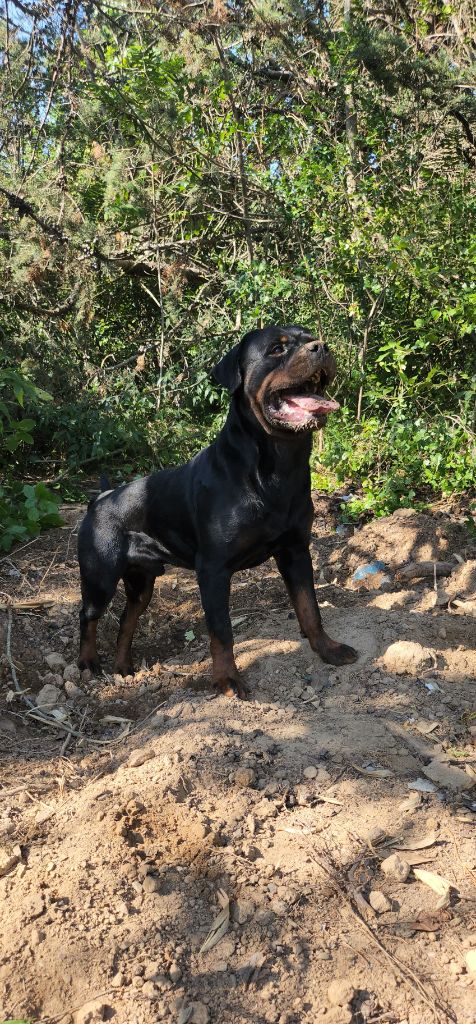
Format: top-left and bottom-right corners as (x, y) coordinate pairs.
(317, 402), (476, 519)
(0, 367), (63, 551)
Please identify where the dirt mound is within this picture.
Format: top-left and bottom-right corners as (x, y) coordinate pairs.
(327, 508), (469, 580)
(1, 500), (476, 1024)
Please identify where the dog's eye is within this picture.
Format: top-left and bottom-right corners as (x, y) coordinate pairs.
(268, 343), (286, 356)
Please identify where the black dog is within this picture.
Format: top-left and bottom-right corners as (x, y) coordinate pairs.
(77, 325), (358, 697)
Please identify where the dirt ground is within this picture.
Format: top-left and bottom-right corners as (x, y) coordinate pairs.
(0, 495), (475, 1024)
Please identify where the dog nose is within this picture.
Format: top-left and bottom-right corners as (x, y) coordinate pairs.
(306, 339), (329, 354)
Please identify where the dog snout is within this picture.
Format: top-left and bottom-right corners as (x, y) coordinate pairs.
(304, 338), (330, 356)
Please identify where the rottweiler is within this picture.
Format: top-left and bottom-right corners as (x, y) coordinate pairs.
(77, 325), (358, 697)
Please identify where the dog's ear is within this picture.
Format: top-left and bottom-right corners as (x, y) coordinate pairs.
(211, 343), (242, 393)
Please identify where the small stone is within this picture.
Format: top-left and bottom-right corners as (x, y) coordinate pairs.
(142, 981), (157, 999)
(169, 962), (182, 983)
(326, 1009), (352, 1024)
(269, 898), (287, 916)
(422, 759), (470, 792)
(234, 767), (256, 788)
(63, 662), (81, 683)
(64, 679), (85, 699)
(36, 683), (63, 709)
(232, 898), (255, 924)
(190, 1002), (209, 1024)
(438, 626), (447, 639)
(143, 874), (160, 893)
(73, 999), (111, 1024)
(42, 671), (64, 687)
(143, 961), (160, 981)
(81, 668), (93, 683)
(368, 890), (391, 914)
(45, 652), (66, 671)
(303, 765), (318, 780)
(381, 641), (433, 676)
(30, 926), (45, 947)
(327, 978), (355, 1007)
(128, 748), (155, 768)
(0, 847), (20, 877)
(380, 853), (410, 882)
(111, 972), (124, 987)
(466, 950), (476, 974)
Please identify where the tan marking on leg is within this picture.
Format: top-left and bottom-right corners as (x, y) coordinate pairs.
(209, 635), (247, 699)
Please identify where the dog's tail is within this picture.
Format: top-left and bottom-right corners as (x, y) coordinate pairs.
(99, 473), (111, 493)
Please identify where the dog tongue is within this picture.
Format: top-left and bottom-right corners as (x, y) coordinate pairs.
(285, 395), (340, 414)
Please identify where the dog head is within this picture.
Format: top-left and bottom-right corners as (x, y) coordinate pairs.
(212, 325), (339, 435)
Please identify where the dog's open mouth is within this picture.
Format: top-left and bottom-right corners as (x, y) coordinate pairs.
(264, 370), (340, 431)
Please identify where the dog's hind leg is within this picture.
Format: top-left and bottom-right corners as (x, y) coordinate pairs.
(115, 569), (155, 676)
(79, 578), (118, 674)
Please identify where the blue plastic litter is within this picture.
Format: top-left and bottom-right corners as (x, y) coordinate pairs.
(353, 560), (386, 581)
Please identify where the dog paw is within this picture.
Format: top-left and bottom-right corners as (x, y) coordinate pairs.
(321, 642), (359, 666)
(114, 660), (135, 677)
(78, 657), (102, 676)
(213, 676), (249, 700)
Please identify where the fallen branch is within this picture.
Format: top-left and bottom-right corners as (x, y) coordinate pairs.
(0, 597), (54, 611)
(312, 852), (455, 1022)
(396, 561), (455, 582)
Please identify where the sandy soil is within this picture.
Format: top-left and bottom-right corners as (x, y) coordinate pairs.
(0, 496), (475, 1024)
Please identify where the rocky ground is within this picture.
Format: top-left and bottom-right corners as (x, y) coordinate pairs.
(0, 495), (475, 1024)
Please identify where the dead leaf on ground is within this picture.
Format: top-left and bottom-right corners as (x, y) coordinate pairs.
(199, 889), (230, 953)
(394, 831), (439, 851)
(352, 764), (393, 778)
(413, 868), (452, 897)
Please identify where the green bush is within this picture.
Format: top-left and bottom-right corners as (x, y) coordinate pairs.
(317, 402), (476, 519)
(0, 367), (62, 551)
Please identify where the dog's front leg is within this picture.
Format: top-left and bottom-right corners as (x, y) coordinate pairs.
(275, 545), (358, 666)
(196, 562), (247, 699)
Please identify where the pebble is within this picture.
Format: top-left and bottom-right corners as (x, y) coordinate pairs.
(303, 765), (318, 780)
(368, 890), (391, 913)
(64, 679), (85, 699)
(128, 748), (155, 768)
(169, 962), (182, 983)
(36, 683), (64, 709)
(142, 981), (157, 999)
(63, 662), (81, 683)
(234, 767), (256, 788)
(327, 978), (355, 1007)
(381, 640), (433, 676)
(30, 926), (45, 947)
(42, 671), (64, 687)
(143, 874), (160, 893)
(232, 897), (255, 924)
(380, 853), (410, 882)
(466, 950), (476, 974)
(0, 847), (20, 878)
(73, 998), (112, 1024)
(111, 972), (124, 987)
(189, 1002), (209, 1024)
(45, 651), (66, 670)
(422, 758), (470, 792)
(438, 626), (447, 639)
(325, 1009), (352, 1024)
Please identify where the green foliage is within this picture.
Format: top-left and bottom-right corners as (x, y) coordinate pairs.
(0, 367), (62, 550)
(0, 0), (475, 541)
(0, 482), (62, 552)
(318, 403), (476, 519)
